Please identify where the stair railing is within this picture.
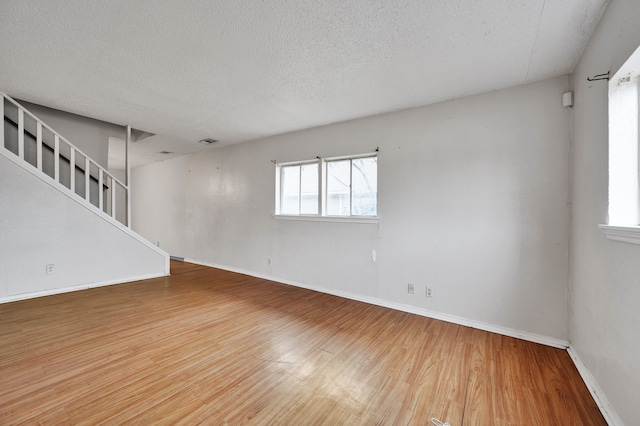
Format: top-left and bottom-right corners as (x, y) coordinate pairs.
(1, 92), (130, 227)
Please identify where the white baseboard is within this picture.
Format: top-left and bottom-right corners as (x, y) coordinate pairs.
(190, 259), (625, 422)
(567, 345), (623, 426)
(0, 272), (169, 304)
(5, 258), (618, 424)
(184, 258), (569, 349)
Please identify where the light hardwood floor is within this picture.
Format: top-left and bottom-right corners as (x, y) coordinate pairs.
(1, 261), (605, 425)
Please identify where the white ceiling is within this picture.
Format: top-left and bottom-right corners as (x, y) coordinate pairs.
(0, 0), (608, 166)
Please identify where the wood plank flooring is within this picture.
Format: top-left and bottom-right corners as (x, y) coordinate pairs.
(1, 261), (605, 425)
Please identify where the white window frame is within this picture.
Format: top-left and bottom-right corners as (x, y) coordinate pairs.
(275, 159), (320, 216)
(322, 153), (378, 218)
(274, 152), (378, 223)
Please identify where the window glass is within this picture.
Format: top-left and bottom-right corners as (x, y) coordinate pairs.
(608, 44), (640, 226)
(281, 165), (300, 215)
(300, 163), (318, 214)
(326, 159), (351, 216)
(352, 157), (377, 216)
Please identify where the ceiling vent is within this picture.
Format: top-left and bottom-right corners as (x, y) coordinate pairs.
(198, 138), (218, 145)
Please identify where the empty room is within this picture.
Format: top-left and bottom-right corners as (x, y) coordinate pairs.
(1, 0), (639, 424)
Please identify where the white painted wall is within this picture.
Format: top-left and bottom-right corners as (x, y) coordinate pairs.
(132, 155), (187, 255)
(17, 100), (126, 169)
(0, 153), (168, 301)
(569, 0), (640, 424)
(133, 76), (571, 342)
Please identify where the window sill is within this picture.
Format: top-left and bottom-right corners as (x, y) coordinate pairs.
(599, 224), (640, 245)
(273, 214), (379, 224)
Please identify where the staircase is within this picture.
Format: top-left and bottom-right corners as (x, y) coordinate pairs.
(1, 93), (129, 226)
(1, 93), (169, 303)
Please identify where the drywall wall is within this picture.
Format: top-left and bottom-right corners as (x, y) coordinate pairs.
(16, 100), (125, 169)
(132, 155), (187, 255)
(133, 76), (571, 341)
(0, 153), (168, 301)
(569, 0), (640, 424)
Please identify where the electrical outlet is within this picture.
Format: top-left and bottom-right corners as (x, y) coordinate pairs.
(425, 286), (433, 297)
(407, 283), (415, 294)
(46, 264), (55, 275)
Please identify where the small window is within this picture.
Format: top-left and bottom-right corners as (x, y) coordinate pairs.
(279, 162), (319, 215)
(275, 153), (377, 218)
(326, 156), (377, 216)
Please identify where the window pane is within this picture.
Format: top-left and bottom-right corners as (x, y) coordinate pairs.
(352, 157), (377, 216)
(281, 165), (300, 214)
(300, 163), (318, 214)
(326, 160), (351, 216)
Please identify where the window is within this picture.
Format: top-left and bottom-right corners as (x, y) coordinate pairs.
(608, 72), (638, 225)
(601, 43), (640, 244)
(279, 162), (319, 215)
(325, 156), (377, 216)
(276, 153), (377, 219)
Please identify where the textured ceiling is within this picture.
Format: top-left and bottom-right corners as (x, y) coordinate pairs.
(0, 0), (608, 166)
